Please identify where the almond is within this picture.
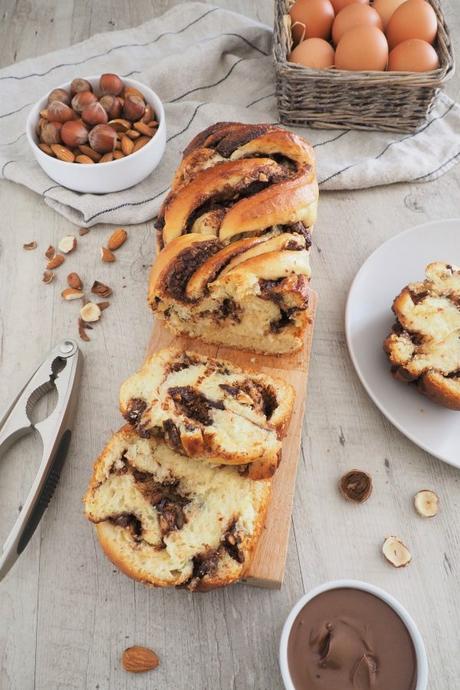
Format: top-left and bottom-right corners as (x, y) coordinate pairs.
(58, 235), (77, 254)
(113, 150), (125, 160)
(121, 135), (134, 156)
(45, 245), (56, 260)
(67, 272), (83, 290)
(133, 121), (154, 137)
(42, 270), (55, 284)
(101, 246), (116, 263)
(145, 120), (158, 129)
(39, 143), (54, 156)
(133, 136), (150, 152)
(75, 154), (95, 164)
(108, 118), (131, 132)
(79, 227), (90, 236)
(99, 152), (113, 163)
(47, 253), (65, 270)
(126, 129), (141, 139)
(78, 145), (101, 162)
(23, 241), (37, 250)
(107, 228), (127, 251)
(122, 646), (159, 673)
(61, 287), (84, 300)
(142, 105), (154, 123)
(50, 144), (75, 162)
(91, 280), (112, 298)
(80, 302), (101, 323)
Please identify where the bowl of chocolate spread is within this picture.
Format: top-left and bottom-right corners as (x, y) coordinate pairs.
(279, 580), (428, 690)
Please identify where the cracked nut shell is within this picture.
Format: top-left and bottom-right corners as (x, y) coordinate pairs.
(339, 469), (372, 503)
(382, 536), (412, 568)
(414, 490), (439, 518)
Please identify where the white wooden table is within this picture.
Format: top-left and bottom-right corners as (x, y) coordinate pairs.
(1, 2), (459, 689)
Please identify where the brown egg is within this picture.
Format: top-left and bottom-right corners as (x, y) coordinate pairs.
(335, 25), (388, 70)
(373, 0), (407, 30)
(388, 38), (440, 71)
(330, 0), (368, 11)
(332, 4), (383, 45)
(288, 38), (335, 68)
(386, 0), (438, 49)
(289, 0), (335, 44)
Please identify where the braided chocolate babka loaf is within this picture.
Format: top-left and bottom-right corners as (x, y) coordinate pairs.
(84, 426), (271, 591)
(119, 348), (295, 480)
(151, 122), (318, 354)
(384, 262), (460, 410)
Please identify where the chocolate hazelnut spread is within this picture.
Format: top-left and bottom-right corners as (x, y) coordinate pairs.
(287, 588), (417, 690)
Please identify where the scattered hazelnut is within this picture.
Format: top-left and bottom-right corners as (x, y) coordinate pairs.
(41, 121), (62, 145)
(89, 124), (117, 154)
(23, 241), (37, 250)
(61, 120), (89, 148)
(339, 470), (372, 503)
(48, 88), (71, 106)
(47, 101), (75, 123)
(123, 95), (145, 121)
(81, 101), (108, 126)
(414, 490), (439, 518)
(71, 90), (98, 113)
(80, 301), (101, 322)
(100, 73), (124, 96)
(61, 287), (84, 300)
(70, 78), (92, 95)
(58, 235), (77, 254)
(67, 272), (83, 290)
(382, 536), (411, 568)
(99, 94), (123, 119)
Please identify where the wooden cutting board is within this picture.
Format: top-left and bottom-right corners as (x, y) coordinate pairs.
(147, 290), (317, 589)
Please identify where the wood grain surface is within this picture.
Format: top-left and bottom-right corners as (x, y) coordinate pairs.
(0, 2), (460, 690)
(147, 292), (317, 589)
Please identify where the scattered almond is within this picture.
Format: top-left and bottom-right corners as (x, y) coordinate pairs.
(133, 136), (150, 152)
(58, 235), (77, 254)
(107, 228), (127, 251)
(414, 490), (439, 518)
(23, 241), (37, 251)
(45, 245), (56, 260)
(50, 144), (75, 162)
(122, 646), (159, 674)
(78, 318), (91, 342)
(382, 536), (411, 568)
(42, 270), (55, 284)
(79, 227), (90, 236)
(91, 280), (112, 298)
(67, 272), (83, 290)
(121, 135), (134, 156)
(61, 287), (84, 300)
(80, 302), (101, 323)
(101, 246), (116, 263)
(47, 253), (65, 270)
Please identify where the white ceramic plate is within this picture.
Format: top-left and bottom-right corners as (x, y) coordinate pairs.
(346, 218), (460, 469)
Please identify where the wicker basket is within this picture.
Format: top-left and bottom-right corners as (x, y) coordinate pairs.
(273, 0), (455, 132)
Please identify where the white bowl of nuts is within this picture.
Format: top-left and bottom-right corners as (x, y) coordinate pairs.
(26, 74), (166, 194)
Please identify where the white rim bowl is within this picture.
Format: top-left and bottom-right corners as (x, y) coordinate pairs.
(279, 579), (428, 690)
(26, 75), (166, 194)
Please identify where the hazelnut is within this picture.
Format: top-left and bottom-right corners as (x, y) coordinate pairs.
(61, 120), (88, 147)
(47, 101), (75, 123)
(70, 78), (92, 95)
(40, 121), (62, 145)
(48, 88), (71, 106)
(71, 90), (97, 113)
(123, 95), (145, 121)
(99, 95), (123, 119)
(88, 124), (117, 153)
(81, 102), (108, 126)
(123, 86), (145, 101)
(99, 73), (123, 96)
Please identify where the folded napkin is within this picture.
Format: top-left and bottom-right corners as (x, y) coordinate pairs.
(1, 2), (459, 227)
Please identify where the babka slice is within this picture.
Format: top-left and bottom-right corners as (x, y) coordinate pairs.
(384, 262), (460, 410)
(119, 348), (295, 479)
(84, 427), (271, 591)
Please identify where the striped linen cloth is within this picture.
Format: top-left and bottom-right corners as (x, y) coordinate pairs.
(0, 1), (459, 227)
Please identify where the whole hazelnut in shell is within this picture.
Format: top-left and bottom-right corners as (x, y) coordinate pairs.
(48, 88), (71, 106)
(89, 124), (117, 153)
(81, 102), (108, 126)
(99, 95), (123, 119)
(100, 73), (124, 96)
(123, 95), (146, 121)
(47, 101), (75, 123)
(40, 121), (63, 145)
(61, 120), (89, 147)
(71, 78), (92, 96)
(71, 90), (97, 113)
